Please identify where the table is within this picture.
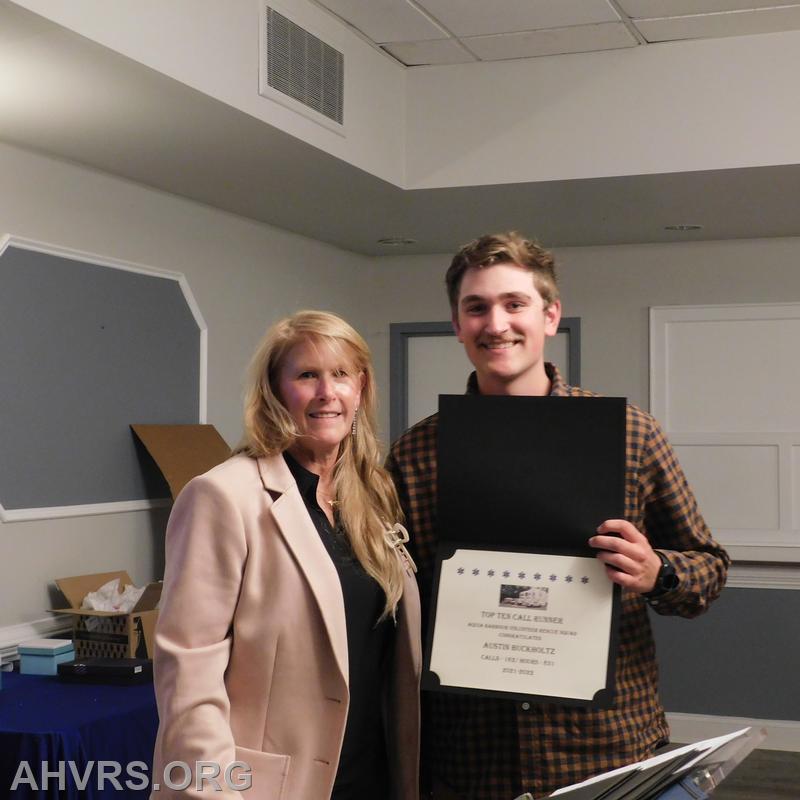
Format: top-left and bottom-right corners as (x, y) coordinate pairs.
(0, 671), (158, 799)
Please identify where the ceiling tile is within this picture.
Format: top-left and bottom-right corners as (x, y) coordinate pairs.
(382, 38), (477, 66)
(619, 1), (800, 18)
(635, 6), (800, 42)
(316, 0), (448, 44)
(464, 23), (637, 61)
(417, 0), (620, 38)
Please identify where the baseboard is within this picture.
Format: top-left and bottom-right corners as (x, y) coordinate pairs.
(0, 615), (73, 663)
(668, 711), (800, 752)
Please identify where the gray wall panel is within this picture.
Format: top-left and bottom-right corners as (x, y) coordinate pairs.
(0, 244), (200, 509)
(652, 587), (800, 720)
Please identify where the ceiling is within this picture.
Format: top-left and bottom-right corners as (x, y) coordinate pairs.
(316, 0), (800, 64)
(2, 0), (800, 256)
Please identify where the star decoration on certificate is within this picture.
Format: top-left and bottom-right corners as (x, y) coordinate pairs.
(451, 565), (593, 587)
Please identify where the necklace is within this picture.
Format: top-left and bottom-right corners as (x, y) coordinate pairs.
(317, 490), (337, 508)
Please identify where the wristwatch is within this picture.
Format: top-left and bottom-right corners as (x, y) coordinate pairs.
(643, 550), (679, 601)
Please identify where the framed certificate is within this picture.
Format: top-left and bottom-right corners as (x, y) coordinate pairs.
(423, 394), (626, 707)
(423, 546), (618, 706)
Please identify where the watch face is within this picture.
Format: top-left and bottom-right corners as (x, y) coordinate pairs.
(648, 552), (678, 595)
(662, 569), (679, 590)
(657, 553), (678, 590)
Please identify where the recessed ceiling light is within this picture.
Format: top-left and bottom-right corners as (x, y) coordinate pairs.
(377, 236), (417, 246)
(664, 224), (703, 232)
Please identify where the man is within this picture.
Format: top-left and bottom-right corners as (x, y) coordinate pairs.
(386, 232), (729, 800)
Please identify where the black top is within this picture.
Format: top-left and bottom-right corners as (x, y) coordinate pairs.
(283, 452), (393, 799)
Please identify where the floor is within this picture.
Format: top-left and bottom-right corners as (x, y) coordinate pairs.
(704, 749), (800, 799)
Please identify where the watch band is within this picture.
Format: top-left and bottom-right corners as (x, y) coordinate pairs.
(644, 550), (679, 600)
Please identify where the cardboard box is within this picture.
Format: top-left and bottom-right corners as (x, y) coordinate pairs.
(130, 424), (230, 500)
(53, 571), (161, 660)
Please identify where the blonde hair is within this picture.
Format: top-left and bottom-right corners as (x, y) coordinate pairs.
(234, 310), (405, 618)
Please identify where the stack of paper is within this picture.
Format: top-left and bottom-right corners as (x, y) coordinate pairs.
(542, 727), (765, 800)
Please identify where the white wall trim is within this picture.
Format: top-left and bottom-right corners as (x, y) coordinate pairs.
(0, 615), (73, 664)
(667, 712), (800, 753)
(0, 498), (172, 523)
(726, 543), (800, 564)
(176, 272), (208, 423)
(650, 302), (800, 564)
(0, 234), (184, 281)
(727, 563), (800, 590)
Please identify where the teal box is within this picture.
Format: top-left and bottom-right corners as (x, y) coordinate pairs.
(19, 639), (75, 676)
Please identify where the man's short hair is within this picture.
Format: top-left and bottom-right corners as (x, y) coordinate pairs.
(445, 231), (559, 311)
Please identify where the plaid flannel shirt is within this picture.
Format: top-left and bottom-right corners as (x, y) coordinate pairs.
(386, 364), (730, 800)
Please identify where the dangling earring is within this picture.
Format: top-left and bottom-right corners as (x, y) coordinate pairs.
(352, 407), (358, 436)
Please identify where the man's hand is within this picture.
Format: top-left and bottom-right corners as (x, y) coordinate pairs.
(588, 520), (662, 594)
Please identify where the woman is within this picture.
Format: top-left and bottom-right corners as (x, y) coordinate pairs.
(151, 311), (420, 799)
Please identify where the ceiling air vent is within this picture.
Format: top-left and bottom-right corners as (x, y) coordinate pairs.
(260, 5), (344, 129)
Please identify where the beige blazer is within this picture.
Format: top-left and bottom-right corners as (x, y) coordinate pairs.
(151, 454), (421, 799)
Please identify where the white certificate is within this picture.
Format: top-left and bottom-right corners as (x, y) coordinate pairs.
(427, 548), (616, 704)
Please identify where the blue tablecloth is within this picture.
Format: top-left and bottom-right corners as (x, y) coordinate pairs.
(0, 671), (158, 799)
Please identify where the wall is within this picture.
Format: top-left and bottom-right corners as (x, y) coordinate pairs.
(9, 0), (406, 186)
(365, 236), (800, 434)
(0, 140), (372, 629)
(405, 29), (800, 188)
(16, 1), (800, 194)
(652, 589), (800, 722)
